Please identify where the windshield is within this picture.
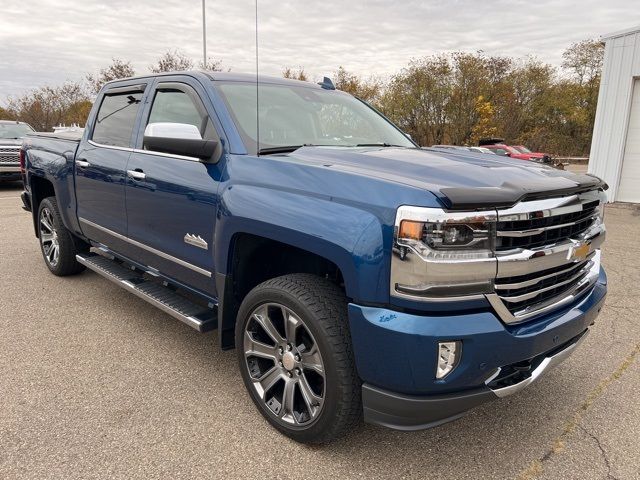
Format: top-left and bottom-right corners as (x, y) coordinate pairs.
(0, 122), (34, 139)
(515, 146), (532, 153)
(215, 82), (415, 154)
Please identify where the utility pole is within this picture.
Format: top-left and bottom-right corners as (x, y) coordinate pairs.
(202, 0), (207, 67)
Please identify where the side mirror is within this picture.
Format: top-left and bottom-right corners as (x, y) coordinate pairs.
(143, 122), (218, 161)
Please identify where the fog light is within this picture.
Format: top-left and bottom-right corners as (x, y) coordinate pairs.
(436, 341), (461, 379)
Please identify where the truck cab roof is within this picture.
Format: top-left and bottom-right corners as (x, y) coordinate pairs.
(102, 70), (324, 90)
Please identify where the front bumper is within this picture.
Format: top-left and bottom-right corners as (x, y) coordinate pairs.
(349, 268), (607, 430)
(0, 167), (21, 182)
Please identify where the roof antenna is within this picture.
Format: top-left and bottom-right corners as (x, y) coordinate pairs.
(318, 77), (335, 90)
(255, 0), (260, 156)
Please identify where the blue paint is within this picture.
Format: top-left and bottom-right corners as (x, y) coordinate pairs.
(22, 71), (609, 407)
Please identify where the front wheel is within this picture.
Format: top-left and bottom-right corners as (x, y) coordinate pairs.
(235, 274), (362, 444)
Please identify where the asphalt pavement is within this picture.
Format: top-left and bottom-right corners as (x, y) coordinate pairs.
(0, 180), (638, 480)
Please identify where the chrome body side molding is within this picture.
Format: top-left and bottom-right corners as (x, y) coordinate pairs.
(79, 217), (212, 278)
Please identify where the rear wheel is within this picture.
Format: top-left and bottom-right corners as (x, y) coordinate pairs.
(37, 197), (86, 276)
(236, 273), (361, 443)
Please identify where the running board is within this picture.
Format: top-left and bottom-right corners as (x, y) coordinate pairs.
(76, 253), (217, 333)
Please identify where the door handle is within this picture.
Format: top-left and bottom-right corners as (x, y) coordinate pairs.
(127, 169), (146, 181)
(76, 159), (90, 168)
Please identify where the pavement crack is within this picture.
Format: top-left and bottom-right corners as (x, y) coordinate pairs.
(576, 424), (618, 480)
(515, 342), (640, 480)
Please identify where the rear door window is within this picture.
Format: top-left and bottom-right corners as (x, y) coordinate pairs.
(92, 92), (143, 147)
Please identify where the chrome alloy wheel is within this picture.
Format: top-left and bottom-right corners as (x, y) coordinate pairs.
(39, 207), (60, 267)
(243, 303), (325, 426)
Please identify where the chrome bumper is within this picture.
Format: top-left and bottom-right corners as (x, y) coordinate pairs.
(489, 329), (589, 398)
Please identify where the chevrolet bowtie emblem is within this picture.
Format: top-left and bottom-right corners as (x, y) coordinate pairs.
(569, 243), (590, 261)
(184, 233), (208, 250)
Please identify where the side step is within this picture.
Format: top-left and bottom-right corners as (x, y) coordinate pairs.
(76, 253), (217, 333)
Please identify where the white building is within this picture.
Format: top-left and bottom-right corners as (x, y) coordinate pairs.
(589, 25), (640, 203)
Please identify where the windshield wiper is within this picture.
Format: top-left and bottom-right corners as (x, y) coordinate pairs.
(257, 143), (340, 155)
(355, 143), (406, 148)
(258, 145), (304, 155)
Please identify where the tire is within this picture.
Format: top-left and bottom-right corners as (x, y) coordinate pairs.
(37, 197), (87, 276)
(235, 273), (362, 444)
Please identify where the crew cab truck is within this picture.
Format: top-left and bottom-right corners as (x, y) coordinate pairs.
(21, 71), (608, 443)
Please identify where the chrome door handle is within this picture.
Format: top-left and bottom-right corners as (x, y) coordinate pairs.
(127, 169), (146, 180)
(76, 159), (90, 168)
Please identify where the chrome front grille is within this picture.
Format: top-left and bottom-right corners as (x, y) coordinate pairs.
(494, 256), (594, 316)
(0, 147), (19, 164)
(488, 190), (606, 324)
(496, 200), (599, 251)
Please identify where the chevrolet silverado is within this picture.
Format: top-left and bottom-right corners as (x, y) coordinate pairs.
(21, 72), (607, 443)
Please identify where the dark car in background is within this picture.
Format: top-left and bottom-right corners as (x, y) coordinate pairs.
(0, 120), (35, 182)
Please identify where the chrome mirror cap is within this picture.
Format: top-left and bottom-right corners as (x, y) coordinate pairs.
(143, 122), (202, 140)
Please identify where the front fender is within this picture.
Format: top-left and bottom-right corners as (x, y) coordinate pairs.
(215, 183), (388, 303)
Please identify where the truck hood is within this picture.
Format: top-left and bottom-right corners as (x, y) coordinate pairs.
(286, 146), (604, 210)
(0, 138), (23, 147)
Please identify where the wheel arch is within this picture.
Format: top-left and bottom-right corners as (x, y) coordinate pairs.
(216, 230), (357, 350)
(30, 174), (56, 237)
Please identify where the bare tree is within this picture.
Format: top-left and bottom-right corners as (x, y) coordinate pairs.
(86, 58), (136, 94)
(562, 39), (604, 87)
(7, 82), (91, 131)
(0, 106), (17, 120)
(199, 56), (225, 71)
(150, 50), (194, 73)
(333, 66), (381, 103)
(282, 67), (309, 81)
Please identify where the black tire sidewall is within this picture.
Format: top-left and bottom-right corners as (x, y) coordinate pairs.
(37, 197), (84, 276)
(235, 277), (355, 443)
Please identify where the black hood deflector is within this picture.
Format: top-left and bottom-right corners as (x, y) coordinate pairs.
(439, 177), (606, 210)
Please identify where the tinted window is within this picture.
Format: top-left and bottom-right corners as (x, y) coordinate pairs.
(494, 148), (509, 156)
(148, 90), (204, 130)
(92, 92), (143, 147)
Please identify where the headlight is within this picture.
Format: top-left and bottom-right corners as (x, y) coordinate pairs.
(399, 220), (492, 251)
(395, 208), (496, 261)
(391, 206), (498, 300)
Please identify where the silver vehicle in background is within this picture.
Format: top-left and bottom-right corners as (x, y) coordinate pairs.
(430, 145), (496, 155)
(0, 120), (35, 182)
(468, 146), (495, 155)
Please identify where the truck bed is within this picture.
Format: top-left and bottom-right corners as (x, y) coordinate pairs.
(27, 131), (83, 142)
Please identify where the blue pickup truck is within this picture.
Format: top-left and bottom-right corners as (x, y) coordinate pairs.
(21, 71), (607, 443)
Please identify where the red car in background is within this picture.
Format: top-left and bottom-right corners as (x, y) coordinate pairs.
(479, 138), (552, 164)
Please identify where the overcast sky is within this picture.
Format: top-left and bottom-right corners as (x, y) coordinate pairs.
(0, 0), (637, 104)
